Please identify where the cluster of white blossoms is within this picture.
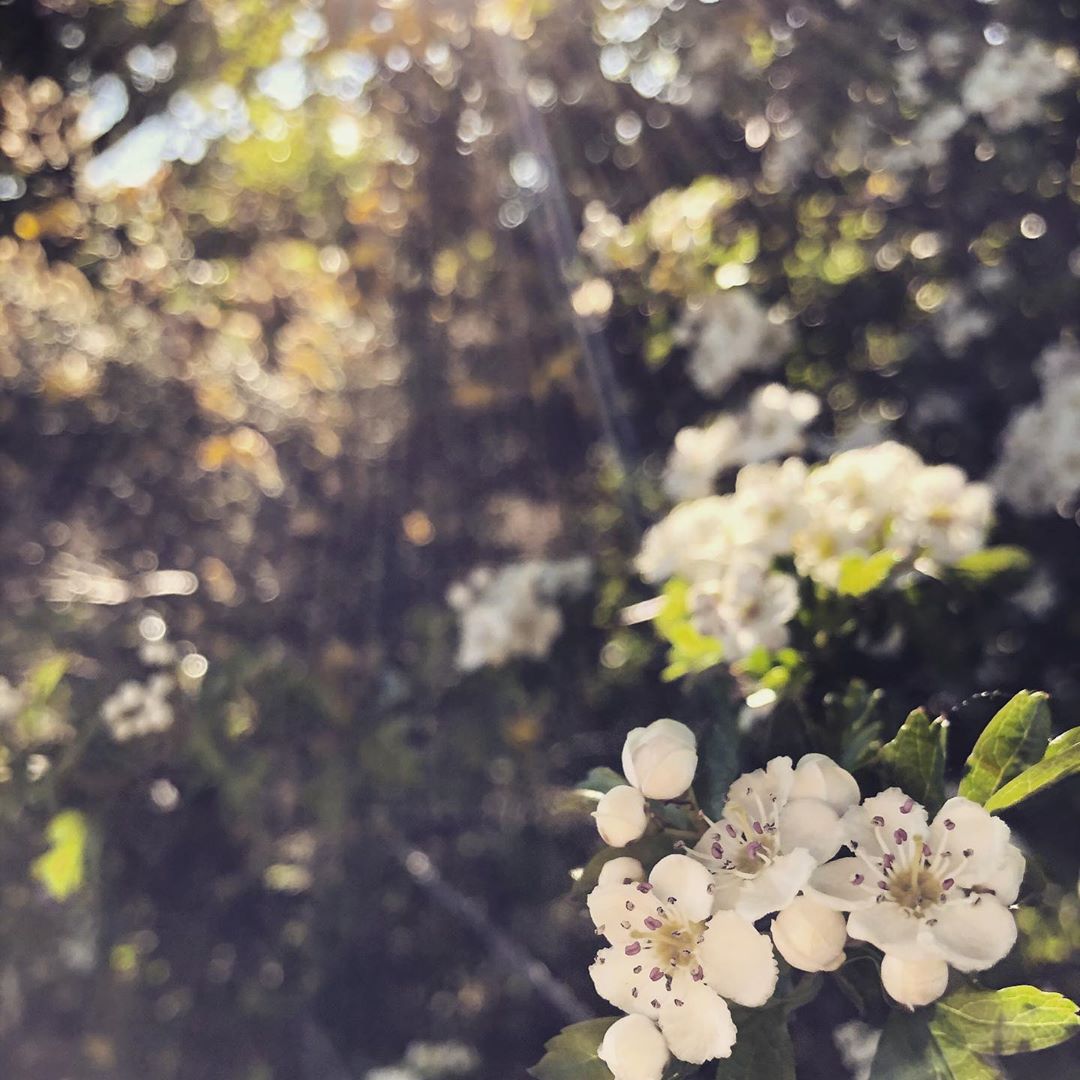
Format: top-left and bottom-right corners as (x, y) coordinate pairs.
(446, 557), (591, 672)
(662, 383), (820, 501)
(638, 442), (993, 662)
(883, 36), (1073, 171)
(586, 720), (1024, 1076)
(100, 673), (175, 742)
(991, 337), (1080, 515)
(960, 39), (1073, 133)
(674, 290), (794, 399)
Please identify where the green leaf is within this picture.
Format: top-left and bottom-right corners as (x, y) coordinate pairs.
(933, 986), (1080, 1055)
(1043, 725), (1080, 760)
(983, 726), (1080, 812)
(871, 1008), (1006, 1080)
(31, 810), (88, 901)
(878, 708), (947, 812)
(654, 580), (725, 680)
(715, 1008), (795, 1080)
(697, 706), (739, 820)
(837, 551), (900, 596)
(26, 654), (69, 702)
(577, 767), (627, 798)
(959, 691), (1051, 805)
(952, 546), (1032, 582)
(928, 1030), (1002, 1080)
(528, 1018), (617, 1080)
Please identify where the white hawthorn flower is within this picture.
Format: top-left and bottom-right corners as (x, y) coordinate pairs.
(597, 1014), (669, 1080)
(687, 558), (799, 662)
(588, 854), (778, 1064)
(622, 719), (698, 801)
(101, 674), (175, 742)
(771, 894), (848, 972)
(808, 790), (1024, 1008)
(890, 466), (992, 566)
(595, 786), (649, 847)
(738, 384), (820, 465)
(662, 416), (740, 501)
(729, 458), (810, 556)
(599, 857), (645, 887)
(691, 755), (861, 921)
(635, 497), (737, 585)
(679, 290), (793, 398)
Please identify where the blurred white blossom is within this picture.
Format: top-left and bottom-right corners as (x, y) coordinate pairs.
(992, 337), (1080, 514)
(447, 558), (591, 671)
(101, 674), (175, 741)
(676, 290), (793, 398)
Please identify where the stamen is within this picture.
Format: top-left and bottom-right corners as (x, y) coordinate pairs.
(649, 967), (663, 982)
(900, 798), (915, 814)
(851, 873), (864, 885)
(942, 878), (954, 890)
(943, 819), (955, 831)
(644, 916), (662, 931)
(625, 942), (642, 956)
(872, 815), (885, 827)
(894, 828), (908, 844)
(711, 842), (724, 859)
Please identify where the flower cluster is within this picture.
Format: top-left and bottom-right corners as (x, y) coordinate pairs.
(446, 557), (592, 672)
(585, 720), (1024, 1076)
(674, 290), (794, 399)
(991, 337), (1080, 515)
(662, 383), (820, 501)
(638, 441), (993, 662)
(100, 673), (175, 742)
(882, 36), (1073, 171)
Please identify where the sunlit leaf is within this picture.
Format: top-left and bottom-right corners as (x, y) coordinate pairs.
(837, 551), (900, 597)
(959, 691), (1051, 805)
(527, 1018), (617, 1080)
(951, 546), (1032, 582)
(933, 986), (1080, 1055)
(984, 729), (1080, 813)
(31, 810), (88, 901)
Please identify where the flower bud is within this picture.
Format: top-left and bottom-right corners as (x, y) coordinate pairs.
(790, 753), (860, 814)
(771, 895), (847, 972)
(593, 786), (648, 847)
(621, 718), (698, 800)
(597, 856), (645, 887)
(598, 1014), (670, 1080)
(880, 951), (949, 1009)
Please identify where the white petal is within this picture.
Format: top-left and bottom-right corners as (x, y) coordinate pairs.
(771, 895), (848, 973)
(587, 883), (638, 942)
(779, 797), (845, 863)
(733, 849), (817, 922)
(589, 947), (658, 1018)
(657, 981), (737, 1064)
(930, 797), (1011, 886)
(791, 753), (861, 814)
(698, 910), (779, 1007)
(806, 858), (877, 910)
(847, 903), (920, 953)
(982, 843), (1025, 906)
(598, 857), (646, 887)
(704, 867), (743, 913)
(924, 898), (1017, 972)
(881, 950), (949, 1008)
(725, 755), (794, 817)
(595, 786), (649, 847)
(598, 1014), (670, 1080)
(649, 854), (715, 923)
(622, 718), (698, 800)
(843, 788), (928, 853)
